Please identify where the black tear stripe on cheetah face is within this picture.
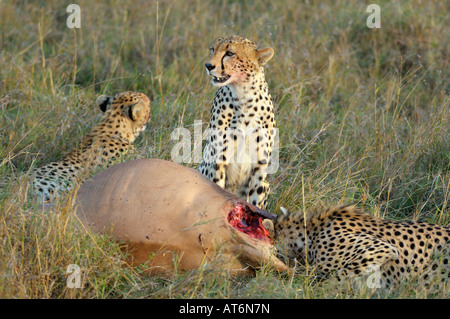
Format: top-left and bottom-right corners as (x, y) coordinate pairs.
(31, 91), (151, 202)
(198, 35), (277, 210)
(263, 205), (450, 289)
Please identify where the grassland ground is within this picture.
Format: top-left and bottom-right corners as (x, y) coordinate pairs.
(0, 0), (448, 298)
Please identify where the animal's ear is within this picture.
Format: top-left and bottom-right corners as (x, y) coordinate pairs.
(96, 95), (111, 112)
(262, 219), (275, 238)
(279, 206), (288, 216)
(128, 102), (146, 121)
(256, 47), (274, 66)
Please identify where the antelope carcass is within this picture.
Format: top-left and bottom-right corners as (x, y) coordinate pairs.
(75, 159), (287, 276)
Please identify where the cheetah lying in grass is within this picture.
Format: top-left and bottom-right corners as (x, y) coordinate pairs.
(31, 91), (151, 202)
(263, 204), (449, 288)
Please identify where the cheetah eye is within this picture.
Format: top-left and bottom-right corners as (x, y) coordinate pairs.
(225, 51), (235, 57)
(209, 48), (214, 54)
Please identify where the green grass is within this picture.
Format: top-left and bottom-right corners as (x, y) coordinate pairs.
(0, 0), (449, 298)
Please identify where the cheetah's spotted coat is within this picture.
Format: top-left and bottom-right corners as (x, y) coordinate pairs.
(31, 91), (151, 202)
(199, 36), (277, 210)
(264, 205), (449, 288)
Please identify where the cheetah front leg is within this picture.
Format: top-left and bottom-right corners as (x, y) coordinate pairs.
(198, 162), (227, 189)
(246, 128), (273, 210)
(199, 141), (227, 189)
(248, 166), (270, 210)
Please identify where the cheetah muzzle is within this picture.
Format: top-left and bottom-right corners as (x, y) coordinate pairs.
(211, 74), (231, 85)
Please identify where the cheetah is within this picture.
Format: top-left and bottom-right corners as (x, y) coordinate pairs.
(198, 35), (277, 210)
(31, 91), (151, 202)
(263, 205), (449, 288)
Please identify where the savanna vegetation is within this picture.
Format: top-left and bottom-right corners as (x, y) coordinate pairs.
(0, 0), (448, 298)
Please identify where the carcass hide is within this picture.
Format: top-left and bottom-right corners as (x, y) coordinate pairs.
(75, 159), (287, 276)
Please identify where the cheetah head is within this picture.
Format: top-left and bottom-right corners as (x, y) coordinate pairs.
(205, 35), (274, 88)
(96, 91), (151, 141)
(263, 207), (309, 262)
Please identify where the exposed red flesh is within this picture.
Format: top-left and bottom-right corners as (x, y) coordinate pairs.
(227, 203), (272, 244)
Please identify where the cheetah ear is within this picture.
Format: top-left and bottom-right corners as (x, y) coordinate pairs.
(96, 95), (111, 112)
(279, 206), (288, 216)
(256, 47), (274, 66)
(262, 219), (275, 237)
(128, 102), (145, 121)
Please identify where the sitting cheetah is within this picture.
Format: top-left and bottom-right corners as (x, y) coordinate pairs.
(198, 35), (277, 210)
(31, 91), (151, 202)
(263, 205), (449, 288)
